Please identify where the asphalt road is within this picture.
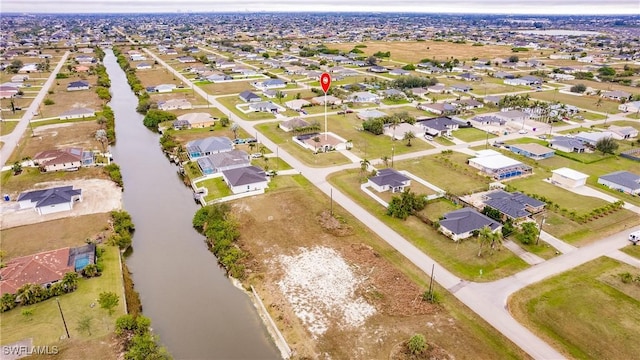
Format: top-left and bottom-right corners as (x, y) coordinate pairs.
(0, 51), (70, 169)
(146, 47), (640, 360)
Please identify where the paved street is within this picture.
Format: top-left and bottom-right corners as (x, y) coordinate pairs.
(0, 51), (69, 169)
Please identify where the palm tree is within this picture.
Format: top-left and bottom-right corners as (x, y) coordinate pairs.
(359, 158), (370, 181)
(61, 272), (79, 293)
(275, 91), (285, 104)
(312, 136), (320, 152)
(248, 142), (256, 153)
(403, 131), (416, 146)
(381, 155), (390, 168)
(230, 123), (239, 139)
(490, 230), (503, 253)
(391, 115), (401, 140)
(477, 225), (494, 257)
(262, 156), (270, 171)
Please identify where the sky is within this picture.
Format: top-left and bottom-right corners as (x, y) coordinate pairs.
(2, 0), (639, 15)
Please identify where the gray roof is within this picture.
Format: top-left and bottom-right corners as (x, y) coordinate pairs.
(281, 118), (310, 129)
(239, 90), (260, 101)
(484, 190), (545, 219)
(199, 150), (249, 170)
(17, 186), (81, 208)
(440, 208), (501, 235)
(599, 171), (640, 191)
(418, 116), (458, 131)
(222, 166), (267, 187)
(369, 168), (409, 187)
(186, 137), (233, 155)
(550, 136), (585, 150)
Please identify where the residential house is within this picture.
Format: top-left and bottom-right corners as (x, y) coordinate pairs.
(453, 99), (483, 110)
(59, 107), (95, 120)
(348, 91), (380, 104)
(157, 99), (192, 111)
(483, 190), (546, 221)
(439, 208), (502, 241)
(493, 71), (515, 79)
(186, 137), (234, 159)
(222, 166), (269, 194)
(389, 68), (410, 76)
(17, 186), (82, 215)
(496, 110), (529, 123)
(254, 79), (286, 90)
(197, 150), (250, 175)
(551, 168), (588, 188)
(449, 84), (472, 93)
(136, 62), (152, 70)
(357, 109), (388, 121)
(311, 95), (342, 105)
(249, 101), (281, 113)
(417, 102), (457, 116)
(67, 81), (90, 91)
(549, 136), (586, 153)
(598, 171), (640, 195)
(418, 116), (460, 137)
(473, 115), (506, 126)
(279, 118), (310, 132)
(509, 143), (555, 160)
(468, 149), (532, 180)
(411, 88), (429, 97)
(385, 122), (425, 140)
(173, 112), (216, 130)
(155, 84), (177, 93)
(18, 64), (39, 73)
(457, 73), (482, 81)
(0, 244), (96, 296)
(33, 148), (87, 172)
(239, 90), (261, 103)
(177, 56), (197, 63)
(601, 90), (631, 101)
(369, 66), (388, 73)
(574, 131), (614, 145)
(285, 99), (311, 111)
(619, 101), (640, 113)
(130, 54), (146, 62)
(607, 125), (638, 140)
(367, 168), (411, 193)
(483, 95), (503, 106)
(427, 84), (447, 93)
(11, 75), (28, 83)
(381, 89), (406, 99)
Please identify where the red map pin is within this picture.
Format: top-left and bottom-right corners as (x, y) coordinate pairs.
(320, 72), (331, 93)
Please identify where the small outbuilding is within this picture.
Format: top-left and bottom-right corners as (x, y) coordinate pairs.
(550, 167), (588, 188)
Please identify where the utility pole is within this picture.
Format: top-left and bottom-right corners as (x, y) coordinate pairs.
(428, 264), (435, 302)
(330, 188), (333, 215)
(56, 297), (71, 339)
(536, 214), (546, 245)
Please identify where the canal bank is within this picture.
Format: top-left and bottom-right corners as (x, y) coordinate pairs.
(102, 48), (280, 359)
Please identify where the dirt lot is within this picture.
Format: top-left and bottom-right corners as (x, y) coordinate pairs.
(0, 178), (122, 229)
(9, 121), (102, 163)
(45, 74), (103, 117)
(233, 176), (527, 359)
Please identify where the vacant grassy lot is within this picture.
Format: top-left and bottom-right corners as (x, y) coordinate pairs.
(395, 152), (490, 195)
(200, 80), (257, 96)
(538, 209), (638, 244)
(255, 123), (351, 167)
(149, 89), (209, 106)
(509, 257), (640, 360)
(529, 91), (620, 114)
(0, 120), (19, 136)
(46, 75), (104, 117)
(563, 79), (640, 97)
(1, 167), (109, 196)
(329, 168), (528, 281)
(621, 244), (640, 259)
(0, 213), (110, 260)
(134, 67), (178, 87)
(235, 174), (527, 359)
(0, 246), (125, 346)
(326, 41), (552, 63)
(453, 127), (496, 142)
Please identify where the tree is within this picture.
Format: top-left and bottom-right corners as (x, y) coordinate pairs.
(381, 155), (390, 168)
(595, 137), (619, 155)
(142, 109), (176, 130)
(403, 131), (416, 146)
(407, 333), (427, 355)
(61, 272), (79, 293)
(359, 158), (370, 180)
(96, 129), (108, 153)
(230, 123), (239, 139)
(517, 222), (539, 245)
(570, 83), (587, 93)
(11, 162), (22, 175)
(275, 90), (285, 104)
(219, 117), (230, 127)
(598, 66), (616, 77)
(82, 264), (100, 277)
(386, 189), (427, 220)
(248, 142), (256, 153)
(1, 293), (17, 312)
(98, 291), (119, 315)
(477, 225), (495, 257)
(508, 55), (519, 63)
(366, 56), (378, 65)
(76, 314), (93, 336)
(8, 60), (23, 73)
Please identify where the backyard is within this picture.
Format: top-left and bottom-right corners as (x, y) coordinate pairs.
(509, 257), (640, 360)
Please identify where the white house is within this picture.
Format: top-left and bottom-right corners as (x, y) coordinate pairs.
(59, 107), (95, 120)
(468, 149), (532, 180)
(17, 186), (82, 215)
(619, 101), (640, 113)
(367, 169), (411, 193)
(222, 166), (269, 194)
(551, 168), (588, 188)
(347, 91), (380, 103)
(284, 99), (310, 111)
(155, 84), (177, 93)
(158, 99), (192, 111)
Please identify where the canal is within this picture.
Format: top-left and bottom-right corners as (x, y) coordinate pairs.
(103, 49), (280, 359)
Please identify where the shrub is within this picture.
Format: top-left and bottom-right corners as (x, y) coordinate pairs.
(407, 334), (427, 355)
(43, 98), (54, 105)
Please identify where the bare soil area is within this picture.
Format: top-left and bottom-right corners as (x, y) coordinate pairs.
(232, 181), (527, 359)
(0, 178), (122, 229)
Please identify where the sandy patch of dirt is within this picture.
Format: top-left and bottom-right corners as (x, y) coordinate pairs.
(0, 179), (122, 229)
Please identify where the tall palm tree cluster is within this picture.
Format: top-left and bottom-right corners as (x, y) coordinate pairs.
(1, 272), (79, 312)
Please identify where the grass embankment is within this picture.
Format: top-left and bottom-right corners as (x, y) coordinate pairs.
(509, 257), (640, 359)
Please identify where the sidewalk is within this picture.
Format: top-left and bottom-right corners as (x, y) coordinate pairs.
(503, 240), (545, 265)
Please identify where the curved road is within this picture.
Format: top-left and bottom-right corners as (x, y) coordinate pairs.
(145, 47), (640, 360)
(0, 51), (70, 168)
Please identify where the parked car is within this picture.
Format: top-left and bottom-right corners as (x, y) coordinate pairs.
(245, 138), (257, 143)
(629, 231), (640, 245)
(233, 138), (246, 144)
(518, 129), (528, 134)
(250, 153), (262, 158)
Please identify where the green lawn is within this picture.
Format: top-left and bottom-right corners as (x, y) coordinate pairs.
(395, 152), (491, 195)
(216, 95), (276, 121)
(0, 120), (19, 135)
(255, 123), (351, 167)
(328, 169), (528, 281)
(453, 127), (496, 142)
(31, 117), (97, 128)
(530, 91), (621, 114)
(0, 246), (125, 346)
(620, 244), (640, 259)
(509, 257), (640, 360)
(195, 177), (232, 202)
(434, 136), (456, 146)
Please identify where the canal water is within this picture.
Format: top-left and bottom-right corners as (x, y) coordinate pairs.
(103, 49), (279, 359)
